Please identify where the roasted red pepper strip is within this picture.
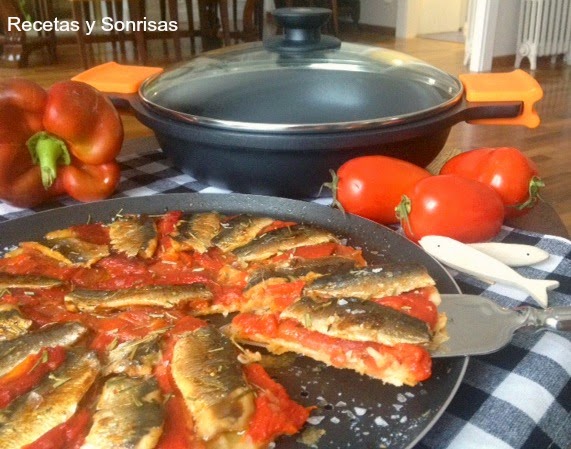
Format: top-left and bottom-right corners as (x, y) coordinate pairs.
(0, 78), (123, 207)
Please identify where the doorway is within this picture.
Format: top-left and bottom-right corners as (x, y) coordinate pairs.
(418, 0), (468, 42)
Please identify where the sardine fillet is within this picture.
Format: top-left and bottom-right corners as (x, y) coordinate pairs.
(246, 256), (357, 289)
(109, 215), (158, 258)
(0, 272), (63, 289)
(212, 215), (275, 253)
(103, 333), (163, 377)
(171, 326), (255, 441)
(0, 304), (33, 341)
(281, 296), (432, 346)
(171, 212), (221, 254)
(233, 225), (338, 262)
(45, 237), (110, 267)
(65, 284), (212, 312)
(0, 350), (100, 449)
(304, 263), (435, 300)
(81, 375), (164, 449)
(0, 322), (88, 378)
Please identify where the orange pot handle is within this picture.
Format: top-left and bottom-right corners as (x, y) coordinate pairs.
(459, 69), (543, 128)
(71, 62), (164, 94)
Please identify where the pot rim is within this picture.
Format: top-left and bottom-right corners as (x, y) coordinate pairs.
(137, 8), (466, 135)
(138, 69), (465, 134)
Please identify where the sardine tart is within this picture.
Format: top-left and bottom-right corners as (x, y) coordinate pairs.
(0, 209), (448, 448)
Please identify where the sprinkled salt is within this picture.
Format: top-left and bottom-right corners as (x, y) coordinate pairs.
(341, 410), (356, 420)
(330, 416), (340, 424)
(354, 407), (367, 416)
(307, 415), (325, 425)
(374, 416), (389, 427)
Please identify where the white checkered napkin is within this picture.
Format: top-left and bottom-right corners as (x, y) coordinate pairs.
(420, 229), (571, 449)
(116, 151), (207, 196)
(421, 338), (571, 449)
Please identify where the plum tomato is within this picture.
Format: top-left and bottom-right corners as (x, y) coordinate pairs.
(329, 156), (431, 225)
(439, 147), (544, 218)
(396, 174), (505, 243)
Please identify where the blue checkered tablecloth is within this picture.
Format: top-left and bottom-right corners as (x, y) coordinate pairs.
(1, 148), (569, 449)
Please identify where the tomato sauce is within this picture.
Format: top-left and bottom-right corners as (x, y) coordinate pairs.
(0, 251), (77, 281)
(0, 347), (66, 408)
(374, 286), (439, 329)
(11, 287), (80, 326)
(267, 242), (367, 267)
(69, 223), (110, 245)
(244, 363), (310, 444)
(88, 308), (177, 354)
(155, 396), (202, 449)
(233, 313), (432, 383)
(24, 408), (91, 449)
(259, 220), (298, 234)
(157, 211), (184, 235)
(259, 280), (306, 311)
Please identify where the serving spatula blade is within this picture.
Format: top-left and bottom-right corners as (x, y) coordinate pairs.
(432, 294), (571, 358)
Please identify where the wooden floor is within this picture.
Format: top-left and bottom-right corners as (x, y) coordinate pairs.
(1, 25), (570, 235)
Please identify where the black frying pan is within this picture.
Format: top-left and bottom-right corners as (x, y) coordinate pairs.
(0, 193), (467, 449)
(73, 9), (542, 199)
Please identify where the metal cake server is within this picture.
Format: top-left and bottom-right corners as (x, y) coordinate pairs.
(432, 294), (571, 358)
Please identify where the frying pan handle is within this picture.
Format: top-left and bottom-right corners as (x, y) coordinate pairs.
(459, 69), (543, 128)
(71, 62), (164, 95)
(71, 62), (163, 115)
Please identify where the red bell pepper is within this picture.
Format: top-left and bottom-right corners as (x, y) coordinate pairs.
(0, 78), (123, 207)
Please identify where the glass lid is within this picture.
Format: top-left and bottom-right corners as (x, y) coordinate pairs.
(139, 8), (464, 133)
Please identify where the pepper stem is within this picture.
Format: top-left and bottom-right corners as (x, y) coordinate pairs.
(27, 131), (71, 189)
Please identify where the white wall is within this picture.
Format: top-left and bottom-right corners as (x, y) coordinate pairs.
(360, 0), (519, 58)
(360, 0), (397, 27)
(161, 0), (518, 58)
(418, 0), (467, 34)
(492, 0), (519, 56)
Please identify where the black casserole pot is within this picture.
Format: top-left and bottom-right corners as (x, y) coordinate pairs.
(74, 8), (543, 198)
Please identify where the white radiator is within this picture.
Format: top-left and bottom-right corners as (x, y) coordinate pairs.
(515, 0), (571, 69)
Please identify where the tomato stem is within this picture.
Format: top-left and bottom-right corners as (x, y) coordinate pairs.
(395, 195), (412, 232)
(514, 176), (544, 211)
(321, 169), (345, 213)
(27, 131), (71, 189)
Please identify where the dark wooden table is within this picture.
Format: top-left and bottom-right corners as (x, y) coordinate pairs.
(505, 202), (569, 239)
